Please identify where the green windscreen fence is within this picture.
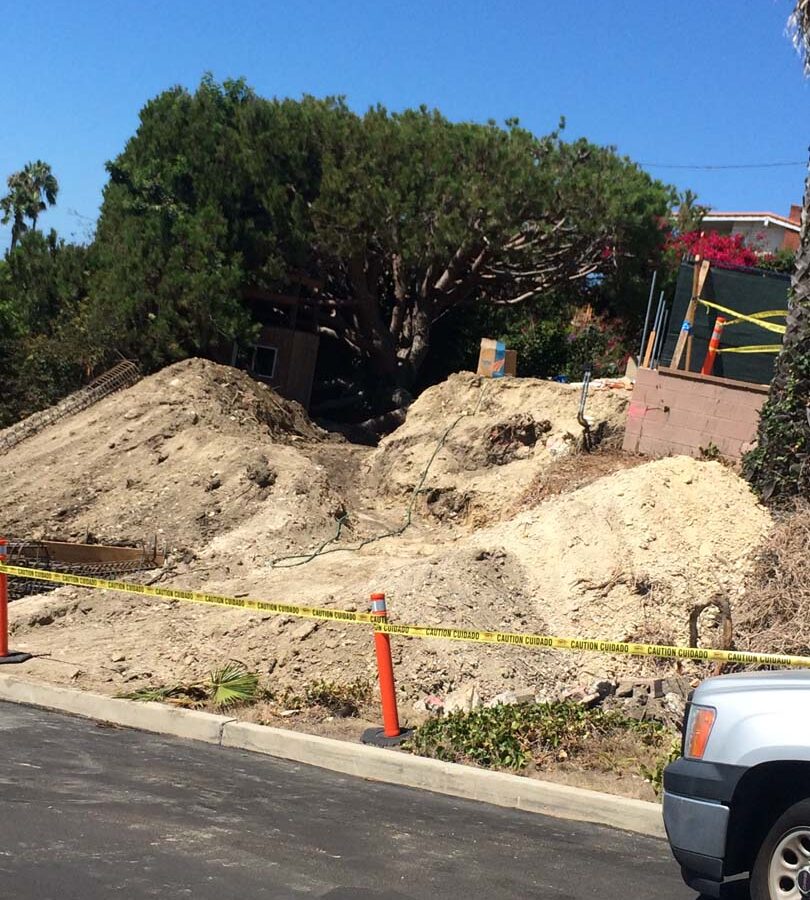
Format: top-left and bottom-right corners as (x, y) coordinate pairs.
(659, 262), (789, 385)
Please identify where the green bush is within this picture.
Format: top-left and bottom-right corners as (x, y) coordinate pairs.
(406, 700), (667, 772)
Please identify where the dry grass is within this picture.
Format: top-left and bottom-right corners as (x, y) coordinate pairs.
(513, 447), (648, 512)
(735, 502), (810, 656)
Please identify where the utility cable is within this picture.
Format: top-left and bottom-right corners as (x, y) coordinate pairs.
(639, 161), (806, 170)
(269, 383), (489, 568)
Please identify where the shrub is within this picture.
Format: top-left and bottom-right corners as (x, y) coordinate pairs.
(406, 701), (668, 772)
(301, 678), (372, 717)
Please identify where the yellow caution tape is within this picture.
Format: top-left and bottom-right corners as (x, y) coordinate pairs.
(717, 345), (782, 354)
(697, 298), (786, 334)
(375, 623), (810, 668)
(0, 564), (374, 624)
(2, 563), (808, 668)
(723, 309), (788, 328)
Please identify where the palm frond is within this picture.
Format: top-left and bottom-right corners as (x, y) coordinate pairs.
(789, 0), (810, 74)
(207, 661), (260, 708)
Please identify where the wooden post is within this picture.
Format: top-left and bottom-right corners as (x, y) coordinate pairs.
(672, 259), (710, 370)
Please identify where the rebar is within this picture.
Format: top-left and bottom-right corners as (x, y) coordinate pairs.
(0, 360), (141, 456)
(6, 539), (161, 600)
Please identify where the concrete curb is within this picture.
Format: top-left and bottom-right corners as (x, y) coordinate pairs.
(0, 674), (235, 743)
(0, 674), (665, 839)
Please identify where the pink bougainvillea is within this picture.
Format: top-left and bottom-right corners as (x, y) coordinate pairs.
(667, 230), (760, 269)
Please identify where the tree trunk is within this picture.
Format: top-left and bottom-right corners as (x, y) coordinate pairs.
(397, 301), (431, 382)
(348, 254), (402, 384)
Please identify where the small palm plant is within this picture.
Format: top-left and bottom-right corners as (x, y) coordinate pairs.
(123, 661), (260, 710)
(207, 661), (260, 709)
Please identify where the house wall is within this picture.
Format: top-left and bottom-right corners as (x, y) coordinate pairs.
(622, 367), (767, 460)
(731, 221), (784, 253)
(254, 326), (319, 409)
(702, 219), (797, 253)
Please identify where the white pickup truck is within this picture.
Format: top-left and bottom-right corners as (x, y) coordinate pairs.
(664, 670), (810, 899)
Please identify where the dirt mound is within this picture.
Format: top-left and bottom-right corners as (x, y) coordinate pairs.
(368, 372), (630, 523)
(2, 360), (775, 718)
(471, 456), (770, 682)
(0, 358), (342, 553)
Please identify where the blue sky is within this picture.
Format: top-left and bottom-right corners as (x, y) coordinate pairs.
(1, 0), (808, 247)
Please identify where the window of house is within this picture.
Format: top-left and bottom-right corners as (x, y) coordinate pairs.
(252, 344), (278, 379)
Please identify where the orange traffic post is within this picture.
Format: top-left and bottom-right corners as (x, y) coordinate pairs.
(0, 539), (31, 665)
(0, 538), (7, 658)
(700, 316), (726, 376)
(362, 592), (410, 746)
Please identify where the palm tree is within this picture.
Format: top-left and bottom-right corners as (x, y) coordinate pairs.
(743, 4), (810, 499)
(21, 160), (58, 233)
(0, 161), (59, 250)
(0, 171), (35, 250)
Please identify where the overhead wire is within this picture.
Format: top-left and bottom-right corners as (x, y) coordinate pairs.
(639, 161), (806, 170)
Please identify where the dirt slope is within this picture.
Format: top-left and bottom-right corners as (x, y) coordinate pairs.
(2, 360), (772, 709)
(0, 358), (345, 554)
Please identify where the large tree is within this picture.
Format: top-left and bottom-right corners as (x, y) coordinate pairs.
(744, 5), (810, 500)
(91, 77), (673, 395)
(0, 230), (95, 425)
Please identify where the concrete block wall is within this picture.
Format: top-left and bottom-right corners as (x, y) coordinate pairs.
(622, 367), (768, 460)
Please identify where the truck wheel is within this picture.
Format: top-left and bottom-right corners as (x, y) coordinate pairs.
(751, 799), (810, 899)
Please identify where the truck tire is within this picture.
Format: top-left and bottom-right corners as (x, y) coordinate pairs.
(751, 798), (810, 899)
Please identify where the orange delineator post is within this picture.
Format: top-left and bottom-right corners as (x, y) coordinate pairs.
(0, 538), (31, 664)
(370, 592), (402, 739)
(0, 539), (8, 658)
(700, 316), (726, 376)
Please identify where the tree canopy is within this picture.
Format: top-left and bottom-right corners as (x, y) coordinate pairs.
(91, 77), (674, 394)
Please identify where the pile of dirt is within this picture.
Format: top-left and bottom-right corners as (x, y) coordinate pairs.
(0, 358), (345, 554)
(2, 360), (774, 718)
(470, 456), (770, 684)
(368, 372), (630, 523)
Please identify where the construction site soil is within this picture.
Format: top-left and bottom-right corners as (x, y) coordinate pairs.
(2, 359), (773, 745)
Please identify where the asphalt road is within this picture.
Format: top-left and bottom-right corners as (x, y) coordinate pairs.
(0, 702), (694, 899)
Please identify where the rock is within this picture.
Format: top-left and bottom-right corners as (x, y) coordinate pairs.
(616, 680), (635, 698)
(290, 621), (319, 641)
(206, 474), (222, 492)
(443, 683), (482, 715)
(413, 695), (444, 714)
(591, 680), (616, 700)
(661, 676), (692, 699)
(560, 687), (602, 708)
(111, 654), (126, 663)
(246, 456), (276, 489)
(486, 687), (536, 708)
